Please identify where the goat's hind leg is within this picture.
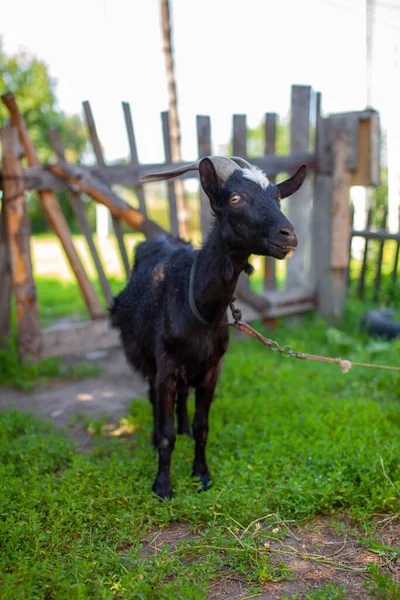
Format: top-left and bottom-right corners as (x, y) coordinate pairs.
(152, 374), (177, 499)
(176, 383), (191, 436)
(149, 379), (157, 447)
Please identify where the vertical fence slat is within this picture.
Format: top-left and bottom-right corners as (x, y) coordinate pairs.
(1, 126), (42, 360)
(49, 129), (114, 307)
(83, 101), (130, 278)
(286, 85), (312, 290)
(122, 102), (148, 217)
(373, 207), (388, 301)
(263, 113), (277, 292)
(196, 115), (212, 238)
(391, 208), (400, 284)
(347, 203), (355, 286)
(0, 194), (12, 342)
(161, 111), (179, 237)
(232, 115), (247, 156)
(357, 208), (373, 299)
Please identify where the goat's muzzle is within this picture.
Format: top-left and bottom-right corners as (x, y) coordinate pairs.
(267, 226), (297, 260)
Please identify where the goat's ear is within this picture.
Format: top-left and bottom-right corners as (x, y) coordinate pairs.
(199, 157), (221, 214)
(277, 164), (307, 199)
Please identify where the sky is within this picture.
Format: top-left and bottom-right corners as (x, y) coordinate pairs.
(2, 0), (399, 167)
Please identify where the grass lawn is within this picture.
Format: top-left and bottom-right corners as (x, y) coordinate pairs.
(1, 306), (400, 598)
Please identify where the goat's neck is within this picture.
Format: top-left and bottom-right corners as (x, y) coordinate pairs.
(192, 225), (249, 323)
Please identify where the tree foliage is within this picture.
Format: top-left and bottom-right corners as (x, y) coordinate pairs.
(0, 40), (88, 232)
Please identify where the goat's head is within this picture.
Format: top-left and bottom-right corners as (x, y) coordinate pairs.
(141, 156), (307, 260)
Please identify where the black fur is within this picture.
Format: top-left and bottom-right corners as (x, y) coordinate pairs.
(111, 160), (306, 498)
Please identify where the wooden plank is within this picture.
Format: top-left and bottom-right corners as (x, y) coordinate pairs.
(373, 208), (388, 301)
(47, 162), (166, 238)
(1, 92), (104, 320)
(357, 208), (373, 299)
(49, 129), (114, 306)
(330, 133), (352, 270)
(161, 111), (179, 237)
(1, 126), (42, 361)
(232, 114), (247, 157)
(42, 318), (120, 358)
(311, 172), (334, 316)
(286, 85), (312, 290)
(122, 101), (148, 216)
(11, 153), (318, 192)
(263, 113), (277, 292)
(0, 194), (12, 342)
(196, 115), (212, 237)
(83, 100), (130, 278)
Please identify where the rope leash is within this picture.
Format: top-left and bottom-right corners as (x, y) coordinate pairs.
(229, 303), (400, 374)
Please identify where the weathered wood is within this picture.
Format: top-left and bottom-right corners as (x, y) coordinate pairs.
(49, 129), (113, 306)
(373, 208), (388, 301)
(122, 102), (148, 216)
(1, 92), (104, 320)
(47, 162), (166, 239)
(286, 85), (312, 290)
(330, 134), (352, 270)
(196, 115), (212, 237)
(5, 153), (318, 192)
(311, 121), (334, 323)
(1, 127), (42, 360)
(263, 113), (277, 292)
(42, 318), (120, 357)
(83, 100), (130, 278)
(0, 195), (12, 342)
(161, 111), (179, 237)
(232, 114), (247, 157)
(357, 208), (373, 299)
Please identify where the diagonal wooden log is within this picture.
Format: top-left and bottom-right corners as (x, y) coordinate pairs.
(1, 126), (42, 361)
(48, 129), (114, 306)
(46, 161), (166, 239)
(1, 92), (104, 320)
(83, 100), (130, 277)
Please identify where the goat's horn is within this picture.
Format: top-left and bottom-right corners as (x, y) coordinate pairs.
(140, 156), (245, 184)
(140, 160), (201, 183)
(230, 156), (253, 170)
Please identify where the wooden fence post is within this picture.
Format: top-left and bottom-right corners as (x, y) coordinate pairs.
(286, 85), (312, 290)
(0, 196), (12, 343)
(1, 126), (42, 361)
(312, 114), (352, 319)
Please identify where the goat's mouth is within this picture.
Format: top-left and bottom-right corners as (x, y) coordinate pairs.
(266, 242), (296, 260)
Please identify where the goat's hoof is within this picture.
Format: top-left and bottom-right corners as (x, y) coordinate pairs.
(152, 479), (173, 500)
(192, 469), (211, 491)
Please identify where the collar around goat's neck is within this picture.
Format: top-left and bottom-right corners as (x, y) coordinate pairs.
(189, 254), (209, 325)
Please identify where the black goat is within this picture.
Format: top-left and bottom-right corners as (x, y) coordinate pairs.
(111, 156), (307, 498)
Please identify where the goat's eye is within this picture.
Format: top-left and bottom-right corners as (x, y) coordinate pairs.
(229, 193), (242, 204)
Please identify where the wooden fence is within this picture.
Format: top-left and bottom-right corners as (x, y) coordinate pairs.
(350, 206), (400, 301)
(0, 85), (381, 361)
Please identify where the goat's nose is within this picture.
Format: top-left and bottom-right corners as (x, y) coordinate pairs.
(278, 227), (294, 238)
(277, 226), (297, 246)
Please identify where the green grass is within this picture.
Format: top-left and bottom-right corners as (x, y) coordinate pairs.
(1, 311), (400, 598)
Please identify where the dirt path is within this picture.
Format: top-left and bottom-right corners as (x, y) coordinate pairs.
(0, 348), (147, 450)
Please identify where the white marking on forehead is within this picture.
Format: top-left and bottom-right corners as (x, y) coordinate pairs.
(241, 166), (270, 189)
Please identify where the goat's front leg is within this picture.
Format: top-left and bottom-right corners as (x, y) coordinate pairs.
(192, 367), (219, 490)
(153, 374), (177, 499)
(176, 383), (190, 436)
